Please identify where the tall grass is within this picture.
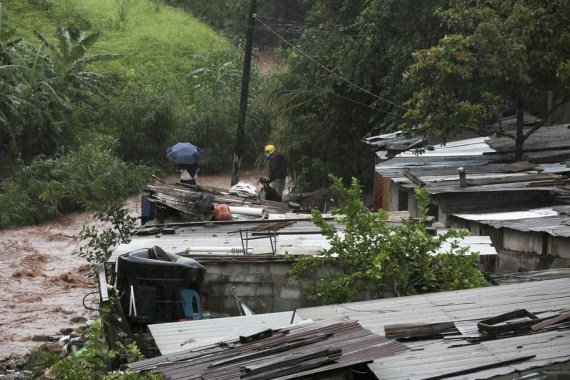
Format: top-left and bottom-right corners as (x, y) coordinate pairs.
(13, 0), (232, 99)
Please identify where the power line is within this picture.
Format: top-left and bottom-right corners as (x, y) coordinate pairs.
(255, 53), (405, 120)
(254, 16), (368, 39)
(254, 15), (409, 113)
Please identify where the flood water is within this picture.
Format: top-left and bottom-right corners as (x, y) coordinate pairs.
(0, 169), (265, 358)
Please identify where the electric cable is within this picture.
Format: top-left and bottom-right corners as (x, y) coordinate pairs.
(256, 55), (405, 120)
(254, 15), (409, 113)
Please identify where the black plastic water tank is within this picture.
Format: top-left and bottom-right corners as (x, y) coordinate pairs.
(116, 246), (205, 323)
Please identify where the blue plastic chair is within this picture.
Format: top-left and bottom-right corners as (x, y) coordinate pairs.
(179, 289), (203, 320)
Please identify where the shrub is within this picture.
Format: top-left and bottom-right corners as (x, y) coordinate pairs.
(26, 315), (163, 379)
(287, 175), (489, 304)
(0, 140), (152, 229)
(76, 203), (138, 273)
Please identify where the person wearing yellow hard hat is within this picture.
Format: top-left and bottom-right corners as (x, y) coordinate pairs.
(264, 144), (287, 200)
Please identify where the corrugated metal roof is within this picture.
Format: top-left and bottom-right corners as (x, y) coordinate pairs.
(453, 207), (570, 237)
(296, 277), (570, 379)
(479, 215), (570, 237)
(148, 311), (305, 355)
(108, 218), (497, 264)
(398, 136), (496, 158)
(455, 207), (559, 221)
(370, 129), (570, 240)
(372, 127), (570, 197)
(108, 219), (337, 264)
(131, 318), (409, 379)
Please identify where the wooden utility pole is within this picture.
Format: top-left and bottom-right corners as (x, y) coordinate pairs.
(231, 0), (257, 186)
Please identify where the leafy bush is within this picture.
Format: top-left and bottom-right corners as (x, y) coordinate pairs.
(76, 203), (138, 273)
(27, 316), (163, 379)
(0, 140), (152, 229)
(287, 175), (489, 304)
(107, 89), (177, 165)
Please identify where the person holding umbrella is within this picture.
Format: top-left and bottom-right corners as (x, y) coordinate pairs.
(178, 163), (199, 185)
(166, 142), (203, 185)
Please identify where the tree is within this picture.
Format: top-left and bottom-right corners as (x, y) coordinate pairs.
(286, 175), (488, 304)
(33, 27), (120, 107)
(0, 9), (120, 166)
(402, 0), (570, 161)
(263, 0), (447, 191)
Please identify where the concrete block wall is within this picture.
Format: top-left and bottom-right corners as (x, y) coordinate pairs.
(199, 259), (318, 317)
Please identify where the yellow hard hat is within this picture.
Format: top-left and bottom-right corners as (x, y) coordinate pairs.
(264, 144), (275, 154)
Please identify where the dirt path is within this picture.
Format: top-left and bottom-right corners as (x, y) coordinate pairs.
(0, 169), (265, 358)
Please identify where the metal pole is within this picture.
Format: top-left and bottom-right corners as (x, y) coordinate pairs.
(231, 0), (257, 186)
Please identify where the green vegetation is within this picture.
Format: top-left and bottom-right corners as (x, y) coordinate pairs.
(0, 0), (270, 228)
(6, 0), (568, 224)
(76, 203), (138, 274)
(4, 0), (570, 227)
(26, 315), (163, 379)
(402, 0), (570, 160)
(263, 0), (449, 191)
(287, 176), (489, 304)
(0, 141), (151, 229)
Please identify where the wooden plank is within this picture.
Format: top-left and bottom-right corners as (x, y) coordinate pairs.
(465, 173), (562, 186)
(531, 311), (570, 331)
(403, 168), (426, 186)
(501, 161), (538, 173)
(384, 322), (456, 339)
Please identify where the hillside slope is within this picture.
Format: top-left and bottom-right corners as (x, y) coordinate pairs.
(9, 0), (232, 98)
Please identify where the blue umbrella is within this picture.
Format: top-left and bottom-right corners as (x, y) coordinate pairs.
(166, 142), (203, 165)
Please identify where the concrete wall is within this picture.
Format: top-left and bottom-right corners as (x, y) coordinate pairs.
(503, 229), (545, 254)
(200, 259), (323, 317)
(549, 236), (570, 260)
(388, 182), (400, 211)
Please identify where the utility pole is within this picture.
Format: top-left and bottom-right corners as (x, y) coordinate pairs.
(231, 0), (257, 186)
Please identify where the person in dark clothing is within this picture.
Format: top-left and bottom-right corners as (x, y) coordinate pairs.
(178, 162), (199, 185)
(259, 177), (281, 202)
(264, 144), (287, 199)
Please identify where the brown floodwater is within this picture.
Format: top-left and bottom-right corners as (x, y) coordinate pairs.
(0, 169), (265, 358)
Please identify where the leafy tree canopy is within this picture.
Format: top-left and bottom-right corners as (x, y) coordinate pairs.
(263, 0), (447, 191)
(286, 175), (488, 304)
(402, 0), (570, 160)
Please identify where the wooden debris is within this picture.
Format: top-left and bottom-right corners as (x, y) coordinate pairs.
(128, 319), (409, 379)
(384, 322), (456, 340)
(531, 310), (570, 331)
(501, 161), (539, 173)
(465, 173), (563, 186)
(403, 168), (426, 186)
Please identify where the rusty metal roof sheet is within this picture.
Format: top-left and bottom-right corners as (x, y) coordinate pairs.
(129, 318), (409, 379)
(296, 277), (570, 379)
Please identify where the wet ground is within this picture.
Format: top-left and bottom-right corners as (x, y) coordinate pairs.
(0, 168), (265, 358)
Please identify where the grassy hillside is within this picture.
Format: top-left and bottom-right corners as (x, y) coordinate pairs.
(10, 0), (232, 95)
(0, 0), (265, 228)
